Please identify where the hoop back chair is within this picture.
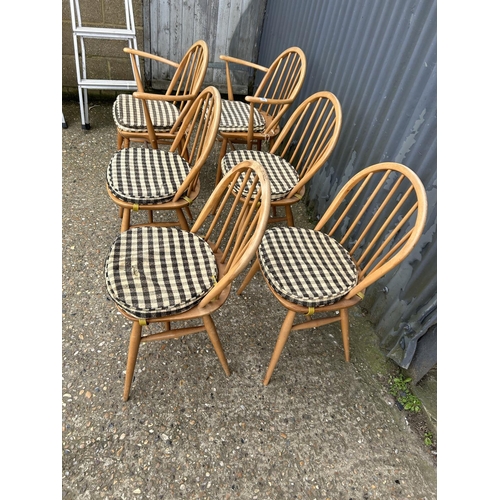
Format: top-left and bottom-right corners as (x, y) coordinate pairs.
(104, 160), (271, 400)
(113, 40), (209, 149)
(216, 47), (307, 182)
(220, 91), (342, 226)
(237, 162), (428, 385)
(106, 86), (221, 232)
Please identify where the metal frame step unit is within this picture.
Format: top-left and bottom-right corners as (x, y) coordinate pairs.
(69, 0), (139, 129)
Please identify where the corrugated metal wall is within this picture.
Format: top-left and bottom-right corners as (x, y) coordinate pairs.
(257, 0), (437, 372)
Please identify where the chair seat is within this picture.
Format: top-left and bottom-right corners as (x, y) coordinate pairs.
(105, 226), (218, 319)
(219, 100), (266, 133)
(107, 148), (191, 204)
(222, 150), (299, 201)
(258, 226), (358, 308)
(113, 94), (180, 132)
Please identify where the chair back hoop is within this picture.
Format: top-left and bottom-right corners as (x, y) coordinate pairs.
(269, 91), (342, 197)
(166, 40), (209, 109)
(193, 160), (271, 307)
(123, 41), (209, 147)
(315, 162), (428, 299)
(166, 86), (221, 200)
(253, 47), (307, 132)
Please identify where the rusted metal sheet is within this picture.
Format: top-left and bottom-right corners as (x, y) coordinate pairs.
(258, 0), (437, 372)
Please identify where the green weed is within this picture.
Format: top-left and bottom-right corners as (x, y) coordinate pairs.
(424, 432), (434, 447)
(389, 374), (422, 413)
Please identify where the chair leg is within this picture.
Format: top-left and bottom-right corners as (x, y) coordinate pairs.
(176, 208), (190, 231)
(237, 258), (260, 295)
(340, 309), (350, 362)
(120, 208), (131, 232)
(184, 206), (194, 221)
(285, 206), (295, 227)
(123, 321), (143, 401)
(216, 138), (228, 187)
(203, 315), (230, 376)
(263, 310), (296, 386)
(148, 210), (154, 224)
(117, 131), (124, 150)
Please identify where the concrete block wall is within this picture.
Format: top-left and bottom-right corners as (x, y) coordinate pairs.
(62, 0), (144, 100)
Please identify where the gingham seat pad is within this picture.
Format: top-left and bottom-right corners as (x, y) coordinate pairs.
(107, 148), (191, 205)
(219, 100), (266, 133)
(105, 226), (218, 319)
(222, 149), (299, 201)
(112, 94), (180, 133)
(258, 226), (358, 308)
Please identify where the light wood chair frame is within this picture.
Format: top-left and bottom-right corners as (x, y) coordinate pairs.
(107, 85), (221, 232)
(116, 40), (209, 149)
(238, 162), (428, 385)
(220, 91), (342, 227)
(115, 160), (271, 400)
(215, 47), (307, 184)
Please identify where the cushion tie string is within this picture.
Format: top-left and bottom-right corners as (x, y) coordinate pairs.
(294, 193), (303, 199)
(183, 195), (193, 204)
(209, 275), (219, 302)
(133, 204), (139, 212)
(305, 307), (315, 316)
(356, 292), (365, 300)
(139, 319), (147, 326)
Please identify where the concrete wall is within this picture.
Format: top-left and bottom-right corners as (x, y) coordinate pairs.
(62, 0), (144, 100)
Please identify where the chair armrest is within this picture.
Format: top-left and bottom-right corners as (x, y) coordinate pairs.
(245, 95), (295, 105)
(133, 91), (195, 103)
(219, 54), (269, 73)
(124, 47), (181, 94)
(124, 47), (180, 69)
(220, 54), (269, 100)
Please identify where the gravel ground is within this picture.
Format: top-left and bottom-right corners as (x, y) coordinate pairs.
(61, 99), (437, 500)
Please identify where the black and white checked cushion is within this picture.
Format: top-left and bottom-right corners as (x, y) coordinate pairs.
(258, 226), (358, 308)
(219, 100), (266, 133)
(107, 148), (191, 205)
(222, 149), (299, 201)
(105, 226), (218, 319)
(112, 94), (180, 133)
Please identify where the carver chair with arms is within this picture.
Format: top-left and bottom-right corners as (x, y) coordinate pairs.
(104, 160), (271, 400)
(106, 85), (221, 232)
(220, 91), (342, 227)
(113, 40), (209, 149)
(237, 162), (428, 385)
(215, 47), (307, 185)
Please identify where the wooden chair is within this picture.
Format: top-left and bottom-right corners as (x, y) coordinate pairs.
(106, 86), (221, 232)
(219, 91), (342, 227)
(215, 47), (307, 185)
(237, 162), (428, 385)
(113, 40), (209, 149)
(104, 160), (271, 400)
